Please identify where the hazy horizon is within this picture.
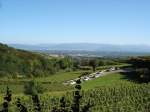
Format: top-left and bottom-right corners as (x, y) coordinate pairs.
(5, 42), (150, 47)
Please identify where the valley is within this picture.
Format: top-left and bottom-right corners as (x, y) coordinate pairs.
(0, 43), (149, 112)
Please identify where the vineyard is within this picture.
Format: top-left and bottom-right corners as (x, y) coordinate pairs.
(1, 0), (150, 111)
(0, 81), (149, 112)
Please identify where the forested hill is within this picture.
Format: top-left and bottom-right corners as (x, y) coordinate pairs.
(0, 43), (61, 78)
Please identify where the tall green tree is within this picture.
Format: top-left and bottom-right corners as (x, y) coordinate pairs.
(89, 59), (98, 72)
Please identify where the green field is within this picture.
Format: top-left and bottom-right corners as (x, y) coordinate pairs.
(0, 68), (134, 94)
(0, 62), (149, 112)
(0, 70), (143, 94)
(0, 70), (87, 94)
(0, 70), (149, 112)
(82, 72), (137, 90)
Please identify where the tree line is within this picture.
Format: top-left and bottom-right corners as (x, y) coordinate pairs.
(129, 56), (150, 83)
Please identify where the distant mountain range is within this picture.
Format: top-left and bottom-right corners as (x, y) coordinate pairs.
(9, 43), (150, 53)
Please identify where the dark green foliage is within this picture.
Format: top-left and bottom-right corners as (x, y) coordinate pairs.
(129, 57), (150, 82)
(16, 98), (28, 112)
(4, 87), (12, 103)
(24, 81), (44, 95)
(79, 66), (91, 71)
(32, 95), (41, 112)
(129, 56), (150, 69)
(71, 79), (82, 112)
(59, 96), (67, 112)
(0, 43), (70, 77)
(58, 57), (73, 70)
(73, 57), (124, 69)
(72, 59), (80, 70)
(89, 59), (98, 72)
(136, 68), (150, 82)
(0, 43), (80, 78)
(0, 87), (12, 112)
(0, 43), (126, 78)
(81, 102), (93, 112)
(0, 83), (149, 112)
(51, 107), (57, 112)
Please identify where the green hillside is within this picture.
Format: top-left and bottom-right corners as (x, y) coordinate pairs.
(0, 43), (59, 77)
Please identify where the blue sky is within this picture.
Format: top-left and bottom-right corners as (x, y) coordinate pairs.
(0, 0), (150, 45)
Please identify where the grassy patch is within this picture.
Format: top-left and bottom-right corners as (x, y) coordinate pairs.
(34, 70), (83, 83)
(82, 72), (137, 90)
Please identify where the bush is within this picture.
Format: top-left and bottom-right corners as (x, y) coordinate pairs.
(24, 80), (44, 95)
(79, 66), (91, 70)
(0, 71), (9, 77)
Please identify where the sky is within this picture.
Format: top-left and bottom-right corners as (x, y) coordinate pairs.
(0, 0), (150, 45)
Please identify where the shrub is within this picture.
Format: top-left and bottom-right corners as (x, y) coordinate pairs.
(24, 81), (44, 95)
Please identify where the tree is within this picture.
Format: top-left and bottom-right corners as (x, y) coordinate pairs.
(24, 81), (44, 95)
(16, 98), (28, 112)
(59, 57), (73, 70)
(136, 68), (150, 83)
(129, 57), (150, 82)
(0, 87), (12, 112)
(59, 96), (67, 112)
(71, 79), (82, 112)
(89, 59), (98, 72)
(32, 95), (41, 112)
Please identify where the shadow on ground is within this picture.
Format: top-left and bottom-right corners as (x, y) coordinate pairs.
(120, 71), (143, 83)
